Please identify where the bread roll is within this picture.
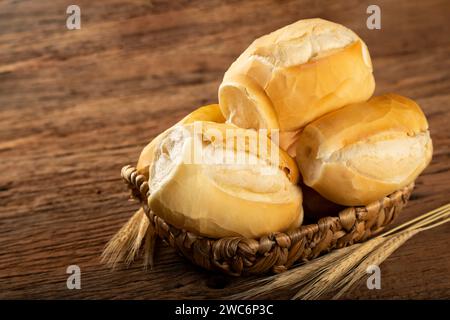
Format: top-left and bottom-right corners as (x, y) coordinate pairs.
(219, 18), (375, 140)
(296, 94), (433, 206)
(136, 104), (225, 176)
(147, 121), (303, 238)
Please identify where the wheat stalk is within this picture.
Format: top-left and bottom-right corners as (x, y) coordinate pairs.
(331, 214), (450, 299)
(143, 220), (157, 269)
(292, 237), (386, 300)
(229, 244), (358, 299)
(101, 207), (153, 268)
(296, 204), (449, 299)
(331, 229), (420, 299)
(232, 203), (449, 300)
(381, 203), (450, 237)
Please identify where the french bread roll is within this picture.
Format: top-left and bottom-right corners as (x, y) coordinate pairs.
(219, 18), (375, 142)
(296, 94), (433, 206)
(147, 121), (303, 238)
(136, 104), (225, 176)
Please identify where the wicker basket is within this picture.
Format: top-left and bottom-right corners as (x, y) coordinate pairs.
(121, 165), (414, 276)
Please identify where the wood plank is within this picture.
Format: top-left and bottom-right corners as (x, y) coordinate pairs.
(0, 0), (449, 299)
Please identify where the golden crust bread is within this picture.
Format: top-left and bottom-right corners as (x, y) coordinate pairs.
(296, 94), (433, 206)
(148, 121), (303, 238)
(136, 104), (225, 176)
(219, 18), (375, 134)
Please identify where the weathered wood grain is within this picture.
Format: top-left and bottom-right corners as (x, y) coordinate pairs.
(0, 0), (449, 299)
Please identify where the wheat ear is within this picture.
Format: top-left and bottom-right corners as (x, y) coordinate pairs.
(232, 203), (449, 300)
(292, 237), (386, 299)
(101, 207), (152, 268)
(331, 208), (450, 299)
(228, 244), (358, 299)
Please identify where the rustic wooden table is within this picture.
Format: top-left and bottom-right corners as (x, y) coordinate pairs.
(1, 0), (449, 299)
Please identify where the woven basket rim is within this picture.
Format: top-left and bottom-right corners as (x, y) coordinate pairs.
(121, 164), (414, 241)
(120, 164), (414, 275)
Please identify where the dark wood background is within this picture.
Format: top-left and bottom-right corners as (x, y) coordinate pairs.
(0, 0), (449, 299)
